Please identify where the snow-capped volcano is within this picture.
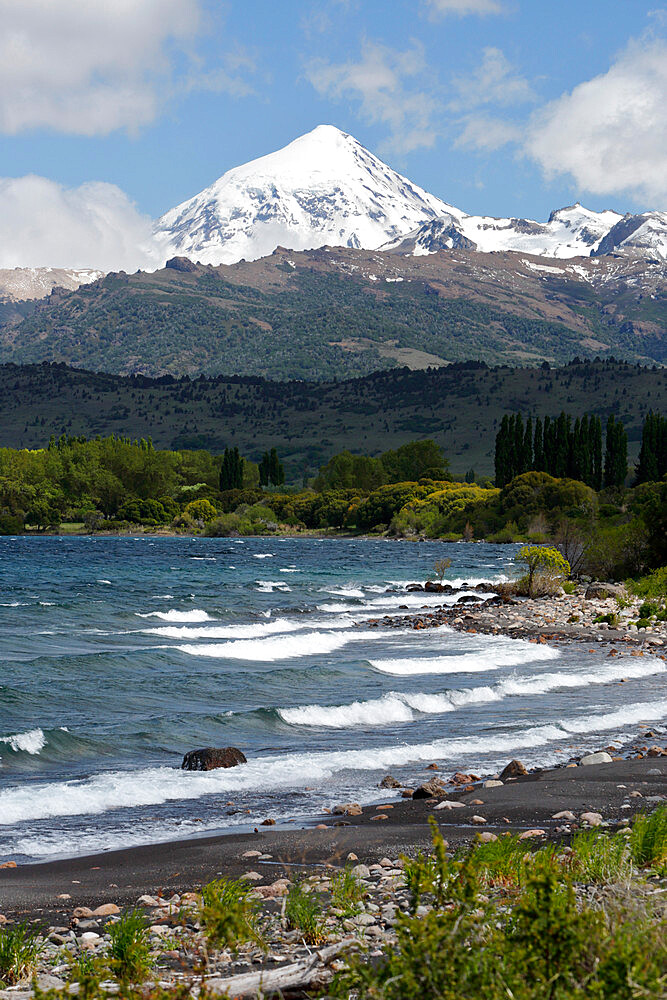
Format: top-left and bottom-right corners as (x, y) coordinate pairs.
(153, 125), (455, 264)
(154, 126), (666, 266)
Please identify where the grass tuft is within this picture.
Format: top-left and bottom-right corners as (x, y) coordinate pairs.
(285, 880), (325, 944)
(0, 923), (43, 986)
(107, 909), (152, 984)
(199, 877), (264, 952)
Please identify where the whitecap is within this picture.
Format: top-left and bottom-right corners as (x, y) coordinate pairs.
(177, 629), (381, 662)
(0, 728), (46, 754)
(136, 609), (212, 623)
(370, 642), (559, 675)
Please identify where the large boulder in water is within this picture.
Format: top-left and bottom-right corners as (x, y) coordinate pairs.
(181, 747), (247, 771)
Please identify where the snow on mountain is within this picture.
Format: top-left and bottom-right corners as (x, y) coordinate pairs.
(0, 267), (104, 302)
(153, 125), (456, 265)
(382, 204), (634, 259)
(593, 212), (667, 259)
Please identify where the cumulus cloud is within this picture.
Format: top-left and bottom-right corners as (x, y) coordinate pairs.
(426, 0), (504, 17)
(525, 37), (667, 205)
(0, 0), (252, 135)
(306, 41), (440, 154)
(0, 176), (162, 271)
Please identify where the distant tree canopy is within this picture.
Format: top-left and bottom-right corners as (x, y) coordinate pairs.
(315, 439), (449, 492)
(219, 447), (244, 491)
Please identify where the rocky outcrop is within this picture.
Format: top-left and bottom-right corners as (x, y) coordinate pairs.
(181, 747), (247, 771)
(165, 256), (198, 272)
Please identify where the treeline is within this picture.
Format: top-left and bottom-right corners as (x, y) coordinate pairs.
(495, 411), (666, 489)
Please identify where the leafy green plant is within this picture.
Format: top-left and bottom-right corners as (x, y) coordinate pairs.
(285, 880), (325, 944)
(638, 601), (658, 619)
(562, 580), (576, 595)
(468, 833), (557, 888)
(629, 566), (667, 599)
(107, 909), (152, 984)
(0, 923), (43, 986)
(593, 612), (618, 626)
(636, 618), (651, 629)
(199, 877), (263, 951)
(330, 868), (366, 917)
(630, 805), (667, 873)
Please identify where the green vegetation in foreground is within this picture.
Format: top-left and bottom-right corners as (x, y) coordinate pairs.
(14, 806), (666, 999)
(1, 359), (665, 479)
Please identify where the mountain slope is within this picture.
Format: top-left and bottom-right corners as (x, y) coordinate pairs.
(2, 245), (664, 380)
(153, 125), (454, 265)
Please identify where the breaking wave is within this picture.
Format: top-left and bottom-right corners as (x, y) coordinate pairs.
(136, 609), (212, 623)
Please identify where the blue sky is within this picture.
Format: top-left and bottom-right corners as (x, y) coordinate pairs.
(0, 0), (665, 269)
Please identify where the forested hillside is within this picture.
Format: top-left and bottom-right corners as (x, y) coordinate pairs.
(1, 359), (664, 478)
(0, 245), (664, 380)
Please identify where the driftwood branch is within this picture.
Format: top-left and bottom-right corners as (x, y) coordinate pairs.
(201, 937), (356, 998)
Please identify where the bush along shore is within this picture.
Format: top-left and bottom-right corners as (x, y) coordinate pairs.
(0, 761), (664, 1000)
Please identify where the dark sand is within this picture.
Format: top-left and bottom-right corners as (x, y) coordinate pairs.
(1, 758), (664, 925)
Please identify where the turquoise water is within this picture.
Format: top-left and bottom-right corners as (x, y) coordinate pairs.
(0, 536), (665, 862)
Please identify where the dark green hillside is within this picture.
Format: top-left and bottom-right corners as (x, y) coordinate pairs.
(1, 246), (664, 380)
(1, 359), (664, 478)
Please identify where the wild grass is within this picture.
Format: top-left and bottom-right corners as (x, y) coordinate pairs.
(630, 804), (667, 873)
(199, 877), (263, 951)
(284, 880), (325, 944)
(330, 868), (366, 917)
(566, 829), (632, 883)
(107, 909), (152, 984)
(0, 923), (43, 986)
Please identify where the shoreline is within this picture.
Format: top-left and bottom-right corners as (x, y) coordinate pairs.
(1, 751), (665, 925)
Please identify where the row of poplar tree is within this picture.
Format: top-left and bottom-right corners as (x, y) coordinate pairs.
(494, 412), (627, 489)
(218, 446), (286, 491)
(495, 410), (666, 490)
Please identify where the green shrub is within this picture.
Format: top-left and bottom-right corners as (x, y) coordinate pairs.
(0, 924), (43, 986)
(638, 601), (659, 619)
(593, 612), (618, 626)
(107, 910), (152, 983)
(199, 877), (263, 951)
(628, 566), (667, 599)
(562, 580), (576, 594)
(285, 880), (325, 944)
(636, 618), (651, 629)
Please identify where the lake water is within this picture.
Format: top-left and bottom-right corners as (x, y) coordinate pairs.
(0, 536), (665, 863)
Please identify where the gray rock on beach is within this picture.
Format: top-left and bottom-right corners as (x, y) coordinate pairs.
(181, 747), (247, 770)
(580, 751), (613, 766)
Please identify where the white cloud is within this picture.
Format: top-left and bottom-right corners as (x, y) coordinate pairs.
(0, 0), (252, 135)
(450, 48), (536, 111)
(525, 38), (667, 205)
(455, 116), (520, 151)
(306, 41), (440, 154)
(448, 47), (534, 151)
(0, 176), (162, 271)
(426, 0), (504, 17)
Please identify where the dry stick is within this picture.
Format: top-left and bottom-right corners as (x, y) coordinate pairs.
(200, 937), (357, 998)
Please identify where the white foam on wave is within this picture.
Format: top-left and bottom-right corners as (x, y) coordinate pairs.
(256, 580), (291, 593)
(3, 699), (665, 825)
(318, 591), (474, 613)
(253, 553), (274, 559)
(0, 728), (46, 754)
(370, 641), (560, 675)
(147, 615), (357, 641)
(177, 629), (382, 662)
(278, 657), (665, 728)
(324, 587), (366, 599)
(136, 609), (213, 623)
